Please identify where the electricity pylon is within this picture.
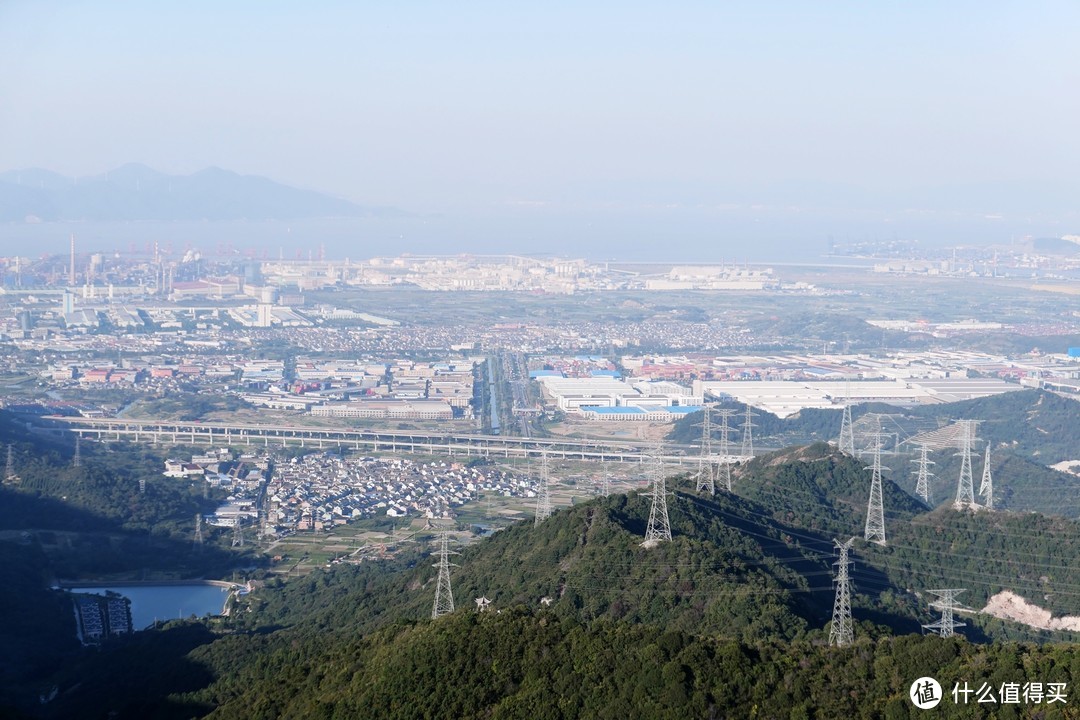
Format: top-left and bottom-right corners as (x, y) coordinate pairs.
(828, 537), (856, 647)
(922, 589), (966, 637)
(716, 409), (736, 492)
(912, 444), (935, 505)
(954, 420), (977, 510)
(695, 406), (717, 495)
(642, 443), (672, 546)
(73, 436), (82, 468)
(232, 517), (244, 547)
(979, 442), (994, 511)
(864, 435), (887, 546)
(838, 379), (855, 456)
(193, 514), (204, 547)
(431, 532), (459, 619)
(534, 451), (553, 525)
(4, 444), (16, 484)
(740, 404), (756, 458)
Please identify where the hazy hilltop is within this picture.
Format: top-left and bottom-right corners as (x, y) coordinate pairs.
(0, 164), (395, 222)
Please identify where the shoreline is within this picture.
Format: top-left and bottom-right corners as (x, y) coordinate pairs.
(57, 579), (235, 590)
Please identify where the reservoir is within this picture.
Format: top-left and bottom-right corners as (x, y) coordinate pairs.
(67, 583), (231, 630)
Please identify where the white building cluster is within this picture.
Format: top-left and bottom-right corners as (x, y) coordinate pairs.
(265, 454), (537, 532)
(535, 375), (703, 421)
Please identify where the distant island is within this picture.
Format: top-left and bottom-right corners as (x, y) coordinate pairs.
(0, 164), (399, 222)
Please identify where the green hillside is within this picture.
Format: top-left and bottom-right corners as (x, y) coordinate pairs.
(13, 441), (1080, 717)
(185, 610), (1080, 720)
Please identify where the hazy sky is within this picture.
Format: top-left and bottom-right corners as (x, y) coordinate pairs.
(2, 1), (1078, 255)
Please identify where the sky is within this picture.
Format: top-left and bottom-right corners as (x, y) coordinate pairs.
(1, 1), (1079, 259)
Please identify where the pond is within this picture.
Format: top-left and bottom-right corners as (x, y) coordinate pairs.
(67, 583), (231, 630)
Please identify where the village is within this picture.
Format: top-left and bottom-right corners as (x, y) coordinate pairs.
(167, 448), (543, 542)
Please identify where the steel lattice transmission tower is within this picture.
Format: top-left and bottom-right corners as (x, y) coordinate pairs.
(922, 588), (966, 637)
(534, 451), (553, 525)
(431, 531), (459, 619)
(716, 409), (737, 493)
(838, 379), (855, 456)
(979, 442), (994, 511)
(828, 537), (856, 647)
(73, 436), (82, 469)
(232, 517), (244, 547)
(260, 506), (270, 546)
(912, 444), (935, 505)
(193, 514), (204, 547)
(695, 406), (717, 495)
(864, 435), (888, 545)
(739, 404), (756, 458)
(954, 420), (977, 510)
(4, 444), (16, 484)
(642, 443), (672, 546)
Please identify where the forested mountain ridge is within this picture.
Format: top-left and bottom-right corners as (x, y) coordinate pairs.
(12, 435), (1080, 717)
(185, 610), (1080, 720)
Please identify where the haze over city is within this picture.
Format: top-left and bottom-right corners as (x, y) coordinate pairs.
(2, 2), (1079, 260)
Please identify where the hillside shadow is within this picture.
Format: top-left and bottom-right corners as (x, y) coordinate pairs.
(38, 622), (219, 720)
(0, 485), (246, 579)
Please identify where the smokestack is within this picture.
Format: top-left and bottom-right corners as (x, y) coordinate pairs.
(69, 234), (76, 285)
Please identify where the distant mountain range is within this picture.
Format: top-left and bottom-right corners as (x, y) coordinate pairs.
(0, 164), (398, 222)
